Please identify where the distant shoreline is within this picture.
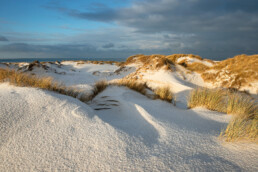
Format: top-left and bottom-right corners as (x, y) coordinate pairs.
(0, 57), (125, 63)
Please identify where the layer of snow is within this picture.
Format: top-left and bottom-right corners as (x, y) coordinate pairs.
(1, 84), (257, 171)
(177, 56), (214, 67)
(1, 61), (257, 171)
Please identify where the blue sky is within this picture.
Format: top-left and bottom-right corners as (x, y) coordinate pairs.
(0, 0), (258, 60)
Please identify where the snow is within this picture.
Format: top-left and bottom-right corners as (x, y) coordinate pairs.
(176, 56), (214, 67)
(0, 61), (258, 171)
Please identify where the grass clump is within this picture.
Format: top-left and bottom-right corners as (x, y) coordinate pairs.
(187, 88), (226, 112)
(0, 68), (109, 103)
(223, 117), (258, 142)
(154, 86), (176, 105)
(223, 93), (258, 141)
(112, 79), (147, 95)
(91, 80), (108, 99)
(112, 79), (177, 105)
(227, 93), (257, 117)
(188, 87), (258, 142)
(0, 68), (59, 90)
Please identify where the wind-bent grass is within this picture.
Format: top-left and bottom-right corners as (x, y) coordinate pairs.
(0, 68), (61, 90)
(223, 117), (258, 142)
(111, 79), (176, 105)
(187, 88), (226, 112)
(91, 80), (108, 100)
(188, 87), (258, 142)
(112, 79), (147, 95)
(223, 93), (258, 141)
(227, 93), (257, 117)
(0, 68), (108, 103)
(154, 86), (176, 105)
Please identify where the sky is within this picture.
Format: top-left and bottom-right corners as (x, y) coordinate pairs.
(0, 0), (258, 60)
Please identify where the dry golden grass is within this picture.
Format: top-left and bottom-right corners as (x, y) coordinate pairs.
(187, 88), (226, 112)
(0, 68), (108, 103)
(154, 86), (176, 105)
(91, 80), (108, 99)
(112, 79), (147, 95)
(112, 79), (177, 105)
(223, 92), (257, 141)
(0, 68), (59, 90)
(122, 54), (208, 74)
(223, 117), (258, 142)
(201, 72), (219, 82)
(76, 60), (122, 66)
(166, 54), (202, 63)
(185, 62), (210, 73)
(188, 87), (258, 141)
(123, 54), (172, 71)
(227, 93), (257, 117)
(202, 54), (258, 88)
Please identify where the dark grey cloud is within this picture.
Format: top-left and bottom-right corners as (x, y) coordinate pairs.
(2, 0), (257, 60)
(0, 36), (8, 41)
(60, 0), (258, 33)
(50, 0), (258, 59)
(67, 8), (117, 22)
(102, 43), (114, 48)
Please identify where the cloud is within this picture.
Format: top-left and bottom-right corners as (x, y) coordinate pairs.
(102, 43), (114, 48)
(0, 36), (8, 41)
(68, 8), (118, 22)
(0, 42), (178, 59)
(3, 0), (258, 59)
(59, 0), (258, 33)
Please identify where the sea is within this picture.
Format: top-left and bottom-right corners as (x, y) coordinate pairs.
(0, 57), (126, 63)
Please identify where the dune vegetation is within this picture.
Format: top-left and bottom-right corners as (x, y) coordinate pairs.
(1, 53), (257, 142)
(0, 68), (107, 103)
(122, 53), (258, 93)
(188, 87), (258, 141)
(111, 78), (148, 95)
(187, 88), (226, 112)
(154, 86), (176, 104)
(202, 54), (258, 89)
(111, 79), (176, 105)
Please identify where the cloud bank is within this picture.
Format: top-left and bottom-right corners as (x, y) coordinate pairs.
(0, 0), (257, 60)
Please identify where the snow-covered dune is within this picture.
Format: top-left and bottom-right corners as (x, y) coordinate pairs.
(0, 84), (257, 171)
(0, 57), (257, 171)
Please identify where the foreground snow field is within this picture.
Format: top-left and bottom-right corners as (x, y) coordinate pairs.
(0, 61), (257, 171)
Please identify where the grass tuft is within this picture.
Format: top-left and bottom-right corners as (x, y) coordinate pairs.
(222, 117), (258, 142)
(112, 79), (147, 95)
(227, 93), (257, 117)
(0, 68), (109, 103)
(188, 87), (258, 142)
(154, 86), (176, 104)
(91, 80), (108, 99)
(187, 88), (226, 112)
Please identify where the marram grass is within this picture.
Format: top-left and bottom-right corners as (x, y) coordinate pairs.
(188, 87), (258, 142)
(0, 68), (107, 103)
